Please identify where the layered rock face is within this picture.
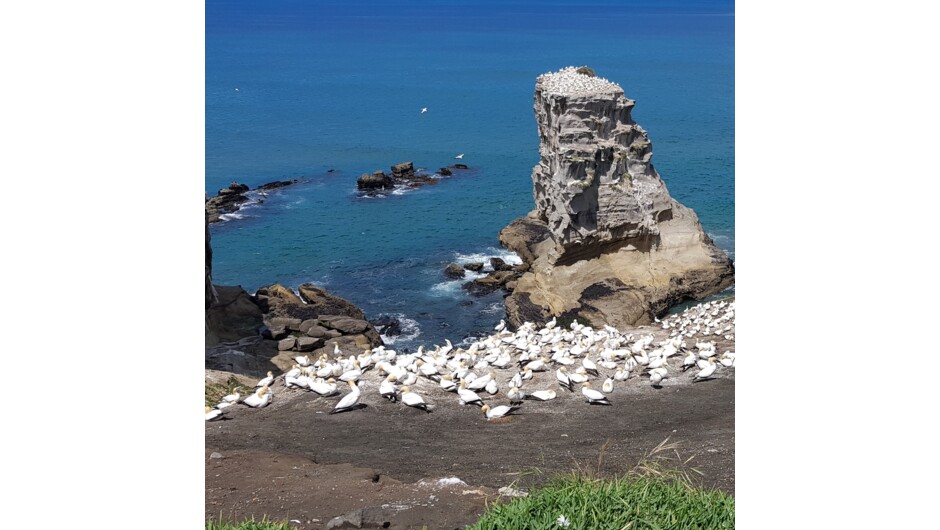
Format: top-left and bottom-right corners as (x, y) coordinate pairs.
(501, 67), (734, 328)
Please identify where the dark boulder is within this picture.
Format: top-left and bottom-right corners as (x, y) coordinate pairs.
(257, 179), (296, 190)
(463, 262), (484, 272)
(444, 263), (466, 279)
(490, 257), (514, 271)
(391, 161), (415, 179)
(357, 171), (394, 190)
(297, 284), (367, 320)
(438, 167), (452, 176)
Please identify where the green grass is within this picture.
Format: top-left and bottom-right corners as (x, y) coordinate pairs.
(205, 376), (243, 407)
(469, 439), (734, 530)
(205, 516), (292, 530)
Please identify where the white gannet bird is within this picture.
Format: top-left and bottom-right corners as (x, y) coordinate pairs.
(485, 378), (499, 395)
(295, 355), (310, 367)
(330, 381), (361, 414)
(681, 351), (698, 372)
(526, 389), (556, 401)
(256, 371), (274, 388)
(243, 385), (272, 408)
(649, 367), (669, 387)
(458, 380), (485, 407)
(568, 367), (590, 384)
(285, 371), (308, 389)
(510, 371), (523, 389)
(454, 153), (464, 159)
(693, 358), (718, 382)
(221, 387), (241, 404)
(507, 386), (525, 404)
(309, 377), (338, 396)
(284, 365), (302, 379)
(613, 366), (630, 381)
(495, 319), (506, 332)
(205, 406), (228, 421)
(439, 374), (457, 392)
(581, 382), (611, 405)
(467, 371), (493, 391)
(556, 367), (573, 392)
(339, 360), (362, 382)
(421, 107), (428, 114)
(719, 351), (736, 367)
(481, 404), (520, 420)
(379, 375), (398, 402)
(582, 358), (599, 376)
(215, 400), (236, 410)
(602, 377), (614, 393)
(400, 386), (432, 413)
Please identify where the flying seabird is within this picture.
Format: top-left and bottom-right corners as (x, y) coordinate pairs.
(421, 107), (428, 113)
(454, 154), (464, 159)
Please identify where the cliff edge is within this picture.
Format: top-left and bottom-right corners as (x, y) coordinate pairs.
(500, 67), (734, 328)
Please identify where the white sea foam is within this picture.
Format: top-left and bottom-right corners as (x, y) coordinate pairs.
(430, 280), (462, 297)
(453, 248), (523, 271)
(481, 302), (505, 315)
(391, 187), (414, 196)
(377, 313), (421, 345)
(218, 212), (244, 221)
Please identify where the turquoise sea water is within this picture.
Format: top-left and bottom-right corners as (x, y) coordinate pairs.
(206, 0), (734, 350)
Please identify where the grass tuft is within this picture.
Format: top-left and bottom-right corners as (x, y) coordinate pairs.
(205, 515), (292, 530)
(205, 376), (243, 407)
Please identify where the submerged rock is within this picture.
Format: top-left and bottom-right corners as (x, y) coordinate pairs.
(500, 66), (734, 328)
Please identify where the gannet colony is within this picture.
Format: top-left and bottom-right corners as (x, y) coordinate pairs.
(206, 299), (734, 421)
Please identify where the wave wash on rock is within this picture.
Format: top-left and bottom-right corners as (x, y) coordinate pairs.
(499, 67), (734, 329)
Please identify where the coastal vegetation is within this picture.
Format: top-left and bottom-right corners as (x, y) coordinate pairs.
(205, 516), (292, 530)
(470, 441), (734, 530)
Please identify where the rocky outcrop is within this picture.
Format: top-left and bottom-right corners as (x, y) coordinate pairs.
(205, 285), (265, 345)
(443, 263), (466, 279)
(206, 216), (217, 310)
(500, 67), (734, 329)
(205, 179), (298, 223)
(357, 171), (395, 190)
(357, 162), (469, 195)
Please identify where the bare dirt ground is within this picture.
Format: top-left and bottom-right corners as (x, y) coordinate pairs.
(206, 322), (734, 530)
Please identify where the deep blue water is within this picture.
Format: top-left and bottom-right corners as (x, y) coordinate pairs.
(206, 0), (734, 350)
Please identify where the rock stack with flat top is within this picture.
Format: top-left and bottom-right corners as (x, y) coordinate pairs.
(499, 66), (734, 329)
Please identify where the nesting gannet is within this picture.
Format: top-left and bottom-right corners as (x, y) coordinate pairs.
(568, 367), (589, 384)
(285, 372), (308, 389)
(243, 385), (272, 408)
(339, 361), (362, 382)
(215, 400), (236, 410)
(467, 372), (493, 391)
(295, 355), (311, 367)
(439, 374), (457, 392)
(481, 404), (520, 420)
(581, 382), (611, 405)
(379, 375), (398, 402)
(510, 371), (523, 389)
(602, 377), (614, 393)
(485, 379), (499, 395)
(527, 389), (556, 401)
(693, 358), (718, 381)
(205, 406), (227, 421)
(458, 380), (485, 407)
(613, 367), (629, 381)
(330, 381), (361, 414)
(400, 386), (432, 413)
(495, 319), (506, 332)
(256, 371), (274, 388)
(507, 386), (525, 404)
(221, 388), (241, 404)
(719, 351), (735, 367)
(309, 378), (338, 396)
(556, 367), (573, 392)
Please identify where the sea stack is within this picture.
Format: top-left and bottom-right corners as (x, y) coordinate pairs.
(499, 66), (734, 328)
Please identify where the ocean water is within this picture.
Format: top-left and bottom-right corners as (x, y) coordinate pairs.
(206, 0), (734, 350)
